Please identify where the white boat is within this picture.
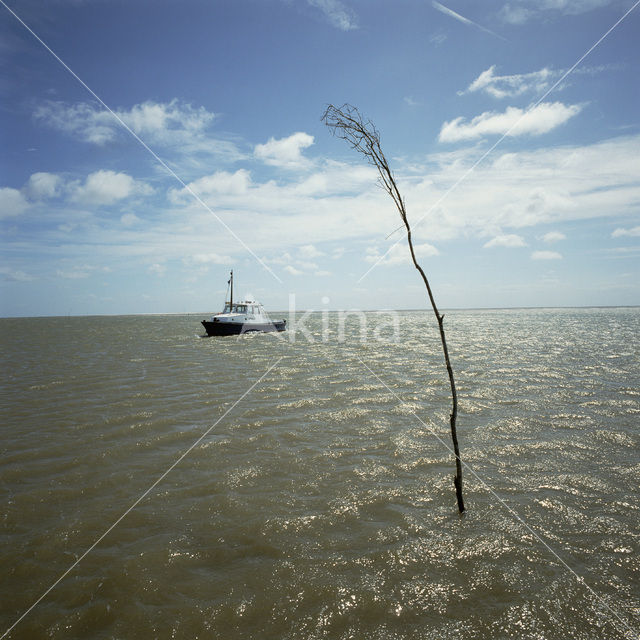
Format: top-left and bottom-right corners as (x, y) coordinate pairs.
(201, 270), (286, 336)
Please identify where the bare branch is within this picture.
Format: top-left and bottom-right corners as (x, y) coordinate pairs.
(322, 103), (465, 513)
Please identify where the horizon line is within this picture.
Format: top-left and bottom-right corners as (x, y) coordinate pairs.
(2, 304), (639, 320)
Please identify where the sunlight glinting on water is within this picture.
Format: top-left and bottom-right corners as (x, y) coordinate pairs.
(1, 308), (639, 639)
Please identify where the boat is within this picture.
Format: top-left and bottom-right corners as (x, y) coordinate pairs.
(201, 270), (286, 336)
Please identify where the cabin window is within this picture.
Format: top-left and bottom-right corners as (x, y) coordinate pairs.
(223, 304), (231, 313)
(235, 304), (247, 313)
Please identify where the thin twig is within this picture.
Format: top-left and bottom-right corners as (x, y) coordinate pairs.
(323, 103), (465, 512)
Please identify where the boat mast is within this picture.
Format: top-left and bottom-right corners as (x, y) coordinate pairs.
(229, 270), (233, 310)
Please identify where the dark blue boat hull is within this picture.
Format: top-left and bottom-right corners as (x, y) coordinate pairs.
(201, 319), (286, 336)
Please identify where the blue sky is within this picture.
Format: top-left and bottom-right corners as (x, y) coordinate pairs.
(1, 0), (639, 316)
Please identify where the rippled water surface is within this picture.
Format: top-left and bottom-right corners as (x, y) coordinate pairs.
(1, 308), (639, 639)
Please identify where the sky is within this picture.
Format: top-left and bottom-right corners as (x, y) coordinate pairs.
(0, 0), (639, 317)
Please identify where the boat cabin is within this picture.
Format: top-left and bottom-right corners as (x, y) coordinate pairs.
(222, 302), (262, 315)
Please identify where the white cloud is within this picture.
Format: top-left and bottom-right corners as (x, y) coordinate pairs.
(23, 172), (62, 200)
(499, 3), (534, 24)
(439, 102), (582, 143)
(254, 132), (314, 169)
(429, 31), (448, 46)
(462, 65), (560, 99)
(169, 161), (376, 212)
(412, 243), (441, 258)
(483, 234), (527, 248)
(542, 231), (566, 243)
(461, 64), (613, 99)
(188, 253), (233, 265)
(269, 252), (293, 266)
(532, 250), (562, 260)
(141, 134), (640, 272)
(56, 266), (93, 279)
(35, 101), (116, 144)
(35, 99), (215, 145)
(33, 99), (241, 162)
(365, 242), (439, 266)
(169, 170), (251, 204)
(500, 0), (612, 23)
(284, 265), (303, 276)
(0, 267), (35, 282)
(270, 249), (322, 276)
(401, 135), (640, 249)
(71, 170), (152, 206)
(9, 133), (637, 289)
(121, 213), (141, 226)
(148, 263), (166, 276)
(292, 161), (377, 197)
(553, 0), (612, 13)
(298, 244), (324, 259)
(612, 226), (640, 238)
(307, 0), (357, 30)
(123, 101), (214, 138)
(0, 187), (29, 218)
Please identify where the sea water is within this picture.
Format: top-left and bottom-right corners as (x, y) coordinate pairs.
(1, 308), (638, 639)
